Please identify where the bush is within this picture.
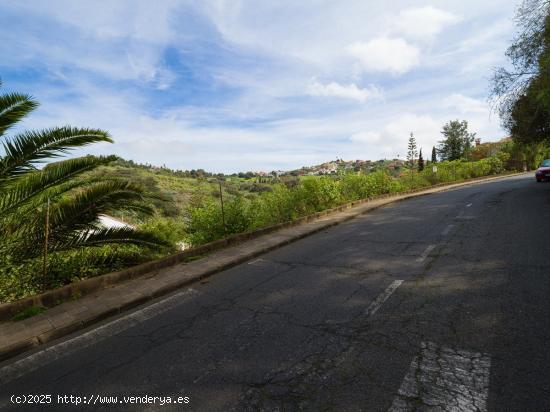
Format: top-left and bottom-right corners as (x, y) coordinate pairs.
(139, 216), (186, 250)
(0, 245), (148, 303)
(396, 171), (431, 191)
(0, 256), (42, 303)
(185, 196), (251, 245)
(486, 156), (505, 174)
(1, 156), (516, 303)
(341, 171), (393, 200)
(249, 184), (297, 228)
(294, 176), (341, 214)
(183, 158), (512, 247)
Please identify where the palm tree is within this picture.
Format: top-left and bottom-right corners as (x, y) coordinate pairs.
(0, 80), (166, 262)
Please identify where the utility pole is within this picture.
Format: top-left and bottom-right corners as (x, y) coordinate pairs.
(218, 180), (226, 235)
(43, 198), (50, 291)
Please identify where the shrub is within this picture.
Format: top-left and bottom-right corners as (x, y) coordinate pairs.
(185, 196), (251, 245)
(139, 217), (186, 250)
(295, 176), (341, 214)
(250, 184), (298, 228)
(486, 156), (505, 174)
(0, 245), (147, 303)
(183, 158), (512, 248)
(340, 171), (395, 201)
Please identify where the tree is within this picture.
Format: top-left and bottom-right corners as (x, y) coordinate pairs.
(431, 146), (437, 163)
(418, 148), (425, 171)
(406, 133), (418, 168)
(490, 0), (550, 164)
(437, 120), (476, 161)
(507, 79), (550, 144)
(491, 0), (550, 127)
(0, 81), (166, 261)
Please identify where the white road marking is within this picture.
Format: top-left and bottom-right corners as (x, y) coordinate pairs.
(247, 258), (266, 266)
(364, 280), (403, 316)
(466, 203), (473, 207)
(0, 288), (200, 385)
(388, 341), (491, 412)
(416, 244), (436, 263)
(441, 224), (454, 236)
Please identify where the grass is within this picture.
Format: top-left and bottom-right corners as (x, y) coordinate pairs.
(11, 305), (45, 321)
(184, 254), (209, 263)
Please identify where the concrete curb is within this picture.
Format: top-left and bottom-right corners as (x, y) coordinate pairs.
(0, 172), (526, 362)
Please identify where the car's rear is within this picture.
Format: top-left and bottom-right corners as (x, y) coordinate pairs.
(536, 159), (550, 182)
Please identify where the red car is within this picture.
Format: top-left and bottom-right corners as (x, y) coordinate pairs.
(536, 159), (550, 182)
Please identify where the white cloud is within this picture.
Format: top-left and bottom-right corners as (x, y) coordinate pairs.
(347, 37), (420, 75)
(454, 19), (512, 53)
(385, 114), (440, 136)
(24, 77), (505, 171)
(351, 114), (442, 159)
(0, 0), (516, 172)
(307, 81), (382, 103)
(383, 114), (441, 153)
(350, 131), (382, 143)
(0, 0), (178, 87)
(443, 94), (487, 114)
(16, 0), (177, 43)
(391, 6), (460, 40)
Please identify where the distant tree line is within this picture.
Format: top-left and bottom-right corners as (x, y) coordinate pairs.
(116, 159), (227, 179)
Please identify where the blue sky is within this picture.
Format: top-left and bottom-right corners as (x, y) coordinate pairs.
(0, 0), (518, 173)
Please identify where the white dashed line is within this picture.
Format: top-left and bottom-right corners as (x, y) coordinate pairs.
(466, 203), (473, 207)
(248, 258), (269, 266)
(416, 244), (436, 263)
(0, 288), (200, 385)
(364, 280), (403, 317)
(441, 224), (454, 236)
(388, 341), (491, 412)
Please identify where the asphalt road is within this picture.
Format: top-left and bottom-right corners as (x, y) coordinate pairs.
(1, 174), (549, 411)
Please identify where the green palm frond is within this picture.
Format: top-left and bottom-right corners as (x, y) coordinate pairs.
(0, 169), (128, 231)
(53, 226), (169, 254)
(0, 179), (85, 233)
(8, 180), (156, 254)
(0, 126), (113, 179)
(0, 80), (168, 265)
(11, 226), (168, 259)
(0, 92), (38, 137)
(0, 155), (118, 216)
(46, 180), (154, 235)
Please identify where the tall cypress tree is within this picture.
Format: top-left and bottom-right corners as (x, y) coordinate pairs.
(431, 146), (437, 163)
(406, 133), (418, 168)
(418, 148), (425, 171)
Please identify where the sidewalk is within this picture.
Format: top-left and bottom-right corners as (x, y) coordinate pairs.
(0, 173), (526, 362)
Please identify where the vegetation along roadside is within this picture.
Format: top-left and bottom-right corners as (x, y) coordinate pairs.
(1, 74), (549, 304)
